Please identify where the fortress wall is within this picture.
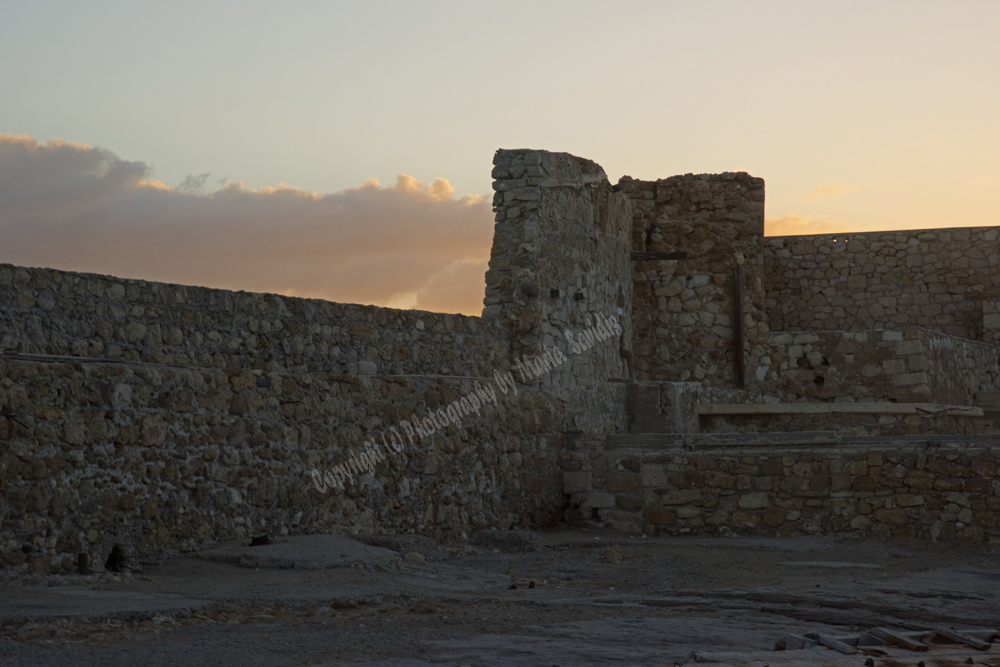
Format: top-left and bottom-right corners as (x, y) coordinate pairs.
(619, 173), (768, 391)
(0, 264), (506, 378)
(0, 354), (589, 575)
(765, 227), (1000, 339)
(484, 150), (634, 388)
(0, 145), (642, 574)
(565, 444), (1000, 544)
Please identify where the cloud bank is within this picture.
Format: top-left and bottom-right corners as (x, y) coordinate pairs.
(804, 182), (860, 200)
(0, 134), (494, 315)
(765, 213), (852, 236)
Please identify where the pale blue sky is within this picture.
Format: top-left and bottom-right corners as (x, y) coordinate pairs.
(3, 0), (1000, 234)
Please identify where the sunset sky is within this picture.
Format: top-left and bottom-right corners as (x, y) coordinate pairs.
(2, 1), (999, 315)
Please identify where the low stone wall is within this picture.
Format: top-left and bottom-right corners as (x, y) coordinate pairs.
(765, 227), (1000, 340)
(564, 444), (1000, 544)
(0, 354), (628, 575)
(0, 264), (505, 377)
(618, 173), (768, 392)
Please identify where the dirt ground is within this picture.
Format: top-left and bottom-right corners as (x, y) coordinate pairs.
(1, 528), (999, 666)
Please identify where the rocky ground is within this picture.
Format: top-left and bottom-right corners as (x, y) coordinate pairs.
(1, 528), (999, 666)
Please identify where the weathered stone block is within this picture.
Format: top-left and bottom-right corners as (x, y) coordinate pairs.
(579, 491), (616, 510)
(882, 359), (906, 375)
(643, 507), (676, 525)
(831, 473), (851, 492)
(892, 371), (929, 386)
(606, 472), (641, 494)
(660, 489), (702, 505)
(875, 508), (909, 525)
(847, 459), (868, 475)
(604, 509), (643, 533)
(563, 471), (592, 495)
(896, 494), (924, 507)
(905, 470), (935, 490)
(640, 464), (668, 487)
(738, 492), (770, 510)
(762, 507), (785, 526)
(616, 495), (643, 512)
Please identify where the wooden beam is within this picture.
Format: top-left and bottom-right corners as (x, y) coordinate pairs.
(630, 251), (688, 261)
(870, 627), (928, 651)
(857, 632), (885, 647)
(782, 634), (817, 650)
(931, 626), (992, 650)
(805, 632), (857, 654)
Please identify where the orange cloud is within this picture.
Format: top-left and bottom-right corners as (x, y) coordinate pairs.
(765, 214), (852, 236)
(966, 175), (998, 187)
(804, 182), (860, 200)
(0, 134), (493, 315)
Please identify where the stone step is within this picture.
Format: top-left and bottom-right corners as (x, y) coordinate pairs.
(602, 431), (842, 451)
(604, 434), (685, 449)
(975, 391), (1000, 406)
(582, 431), (1000, 453)
(630, 415), (676, 434)
(699, 403), (983, 417)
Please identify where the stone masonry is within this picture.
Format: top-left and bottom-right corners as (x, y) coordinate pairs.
(485, 149), (633, 389)
(618, 174), (768, 391)
(765, 229), (1000, 339)
(4, 148), (1000, 577)
(565, 443), (1000, 546)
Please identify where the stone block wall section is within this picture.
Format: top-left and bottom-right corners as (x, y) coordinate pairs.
(617, 173), (768, 393)
(0, 354), (582, 575)
(484, 150), (634, 389)
(765, 227), (1000, 340)
(565, 446), (1000, 545)
(757, 328), (1000, 407)
(0, 264), (506, 378)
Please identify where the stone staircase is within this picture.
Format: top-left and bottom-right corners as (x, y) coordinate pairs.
(565, 383), (1000, 536)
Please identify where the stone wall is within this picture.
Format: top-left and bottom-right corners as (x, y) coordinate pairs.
(8, 143), (1000, 576)
(1, 146), (648, 575)
(765, 228), (1000, 339)
(758, 328), (1000, 406)
(618, 173), (768, 392)
(0, 353), (629, 575)
(565, 444), (1000, 545)
(485, 150), (634, 388)
(0, 264), (505, 378)
(983, 299), (1000, 345)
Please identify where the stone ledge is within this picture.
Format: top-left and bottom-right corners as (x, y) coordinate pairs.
(698, 403), (984, 417)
